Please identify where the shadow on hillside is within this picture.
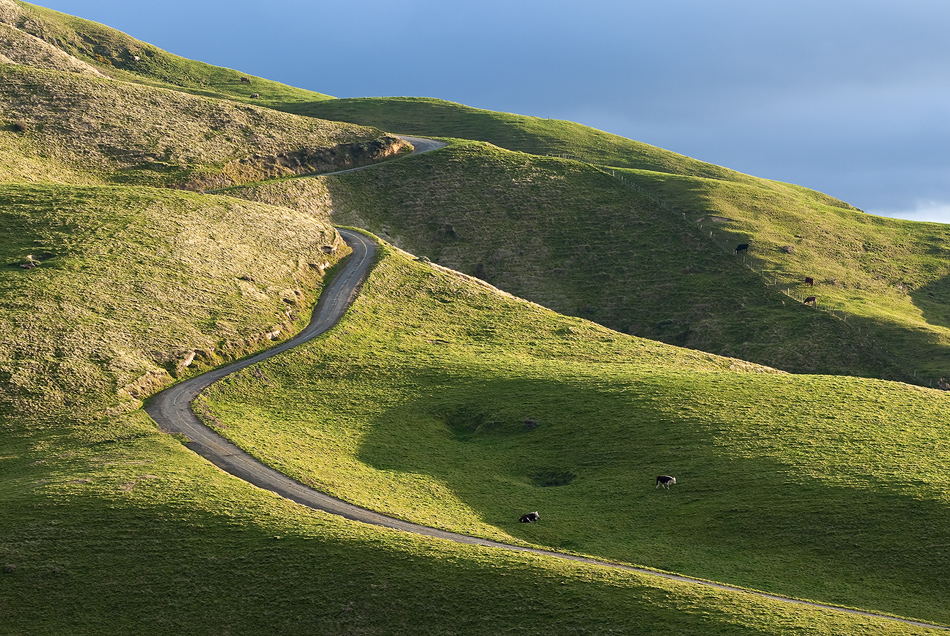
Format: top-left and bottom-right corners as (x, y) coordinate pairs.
(911, 273), (950, 332)
(5, 482), (748, 634)
(355, 373), (950, 624)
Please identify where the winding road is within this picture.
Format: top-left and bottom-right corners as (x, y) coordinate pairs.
(144, 141), (947, 632)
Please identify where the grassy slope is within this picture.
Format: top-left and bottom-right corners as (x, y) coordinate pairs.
(5, 416), (934, 636)
(0, 183), (344, 421)
(0, 64), (383, 189)
(2, 192), (931, 634)
(4, 0), (335, 105)
(0, 3), (946, 632)
(225, 130), (948, 381)
(16, 0), (944, 381)
(200, 244), (950, 626)
(617, 167), (950, 382)
(231, 141), (902, 378)
(280, 96), (759, 180)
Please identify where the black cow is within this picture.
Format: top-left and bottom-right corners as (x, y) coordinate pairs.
(734, 243), (749, 254)
(804, 296), (816, 306)
(519, 511), (540, 523)
(656, 475), (676, 489)
(805, 276), (815, 286)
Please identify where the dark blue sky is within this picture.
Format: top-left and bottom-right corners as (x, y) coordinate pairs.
(35, 0), (950, 223)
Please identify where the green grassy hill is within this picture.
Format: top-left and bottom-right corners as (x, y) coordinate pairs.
(0, 183), (345, 421)
(2, 0), (335, 105)
(0, 63), (407, 190)
(2, 2), (950, 633)
(222, 101), (950, 382)
(1, 217), (945, 633)
(280, 96), (762, 180)
(226, 141), (909, 379)
(198, 244), (950, 626)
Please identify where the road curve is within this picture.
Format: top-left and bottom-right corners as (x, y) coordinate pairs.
(144, 158), (947, 632)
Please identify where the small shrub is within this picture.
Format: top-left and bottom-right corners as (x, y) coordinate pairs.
(530, 469), (576, 487)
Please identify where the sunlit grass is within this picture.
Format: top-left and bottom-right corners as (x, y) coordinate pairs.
(200, 245), (950, 625)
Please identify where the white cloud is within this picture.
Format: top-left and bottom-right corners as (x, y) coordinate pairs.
(869, 202), (950, 225)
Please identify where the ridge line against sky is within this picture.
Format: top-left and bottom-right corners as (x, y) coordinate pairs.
(29, 0), (950, 225)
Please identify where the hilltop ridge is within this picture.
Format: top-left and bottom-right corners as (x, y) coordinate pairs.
(2, 3), (950, 634)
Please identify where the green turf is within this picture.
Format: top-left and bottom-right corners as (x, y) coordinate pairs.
(3, 190), (937, 634)
(0, 63), (385, 189)
(4, 411), (937, 635)
(199, 244), (950, 626)
(0, 182), (343, 421)
(5, 0), (336, 105)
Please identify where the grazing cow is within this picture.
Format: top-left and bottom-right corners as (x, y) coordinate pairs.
(805, 276), (815, 286)
(519, 511), (540, 523)
(656, 475), (676, 489)
(804, 296), (816, 306)
(734, 243), (749, 254)
(240, 76), (251, 84)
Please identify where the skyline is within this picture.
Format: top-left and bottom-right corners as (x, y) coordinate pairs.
(33, 0), (950, 224)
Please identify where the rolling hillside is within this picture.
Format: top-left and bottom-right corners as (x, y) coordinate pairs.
(201, 243), (950, 625)
(225, 141), (911, 379)
(0, 0), (335, 104)
(233, 97), (950, 384)
(2, 2), (950, 634)
(0, 63), (407, 190)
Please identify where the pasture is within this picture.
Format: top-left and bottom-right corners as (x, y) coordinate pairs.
(199, 245), (950, 626)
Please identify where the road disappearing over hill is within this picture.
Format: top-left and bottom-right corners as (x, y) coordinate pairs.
(144, 141), (947, 632)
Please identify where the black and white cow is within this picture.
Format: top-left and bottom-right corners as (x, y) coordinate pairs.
(519, 511), (540, 523)
(655, 475), (676, 489)
(734, 243), (750, 254)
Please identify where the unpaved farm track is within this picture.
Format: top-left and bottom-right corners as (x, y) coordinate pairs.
(144, 145), (948, 632)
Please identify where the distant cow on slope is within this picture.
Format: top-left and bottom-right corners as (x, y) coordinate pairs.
(520, 511), (540, 523)
(805, 276), (815, 286)
(656, 475), (676, 489)
(804, 296), (817, 306)
(734, 243), (749, 254)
